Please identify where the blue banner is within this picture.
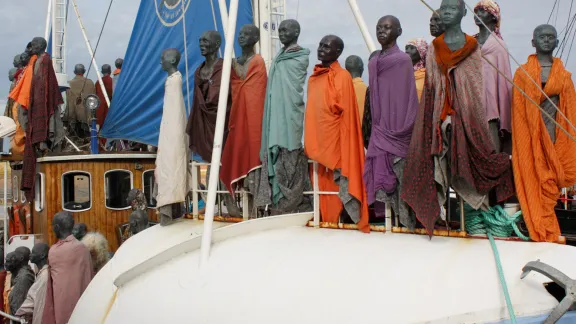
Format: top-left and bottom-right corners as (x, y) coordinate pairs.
(101, 0), (253, 146)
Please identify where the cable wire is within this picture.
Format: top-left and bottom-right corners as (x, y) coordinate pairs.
(81, 0), (114, 91)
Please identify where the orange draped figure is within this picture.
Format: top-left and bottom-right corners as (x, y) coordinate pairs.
(512, 55), (576, 242)
(220, 55), (267, 192)
(8, 55), (38, 155)
(304, 61), (369, 233)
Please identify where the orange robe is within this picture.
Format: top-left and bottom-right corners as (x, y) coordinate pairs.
(352, 77), (367, 124)
(304, 62), (369, 233)
(414, 68), (426, 103)
(220, 55), (267, 192)
(8, 56), (37, 155)
(512, 55), (576, 242)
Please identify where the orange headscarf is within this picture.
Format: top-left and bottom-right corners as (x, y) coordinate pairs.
(8, 55), (38, 110)
(432, 34), (478, 120)
(512, 55), (576, 242)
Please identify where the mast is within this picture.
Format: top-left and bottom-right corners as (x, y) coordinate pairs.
(51, 0), (69, 88)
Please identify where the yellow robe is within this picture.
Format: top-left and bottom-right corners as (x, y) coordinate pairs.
(352, 77), (368, 125)
(414, 68), (426, 103)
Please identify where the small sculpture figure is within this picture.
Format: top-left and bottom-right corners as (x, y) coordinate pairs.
(129, 210), (149, 235)
(155, 48), (189, 226)
(512, 24), (576, 242)
(405, 38), (429, 102)
(12, 54), (22, 69)
(8, 51), (35, 155)
(15, 242), (50, 324)
(345, 55), (368, 123)
(72, 223), (87, 241)
(64, 64), (96, 140)
(95, 64), (114, 131)
(126, 188), (147, 211)
(41, 211), (93, 324)
(112, 58), (123, 91)
(304, 35), (369, 232)
(5, 247), (35, 316)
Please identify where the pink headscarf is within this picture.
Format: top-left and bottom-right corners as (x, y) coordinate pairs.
(406, 38), (428, 71)
(474, 0), (502, 39)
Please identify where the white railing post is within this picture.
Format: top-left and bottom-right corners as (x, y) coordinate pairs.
(200, 0), (240, 268)
(313, 162), (320, 228)
(192, 161), (199, 219)
(242, 190), (249, 220)
(385, 204), (392, 233)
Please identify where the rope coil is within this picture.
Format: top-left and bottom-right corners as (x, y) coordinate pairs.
(464, 204), (530, 241)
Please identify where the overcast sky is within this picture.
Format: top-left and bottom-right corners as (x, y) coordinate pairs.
(1, 0), (574, 109)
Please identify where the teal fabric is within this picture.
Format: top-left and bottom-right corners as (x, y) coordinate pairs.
(260, 48), (310, 204)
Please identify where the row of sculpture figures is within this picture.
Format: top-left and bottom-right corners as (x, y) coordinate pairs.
(156, 0), (576, 243)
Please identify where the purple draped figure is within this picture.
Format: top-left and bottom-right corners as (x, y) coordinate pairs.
(364, 44), (419, 230)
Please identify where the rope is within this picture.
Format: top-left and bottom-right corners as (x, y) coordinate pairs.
(464, 204), (530, 324)
(464, 204), (529, 240)
(82, 0), (114, 91)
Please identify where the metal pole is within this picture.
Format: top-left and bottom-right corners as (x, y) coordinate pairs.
(90, 118), (98, 154)
(44, 0), (53, 41)
(217, 0), (236, 58)
(3, 161), (7, 260)
(200, 0), (240, 268)
(347, 0), (377, 53)
(180, 0), (191, 115)
(70, 0), (111, 108)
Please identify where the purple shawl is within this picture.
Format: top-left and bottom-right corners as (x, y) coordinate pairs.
(364, 45), (419, 204)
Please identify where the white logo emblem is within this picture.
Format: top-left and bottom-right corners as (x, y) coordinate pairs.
(154, 0), (191, 27)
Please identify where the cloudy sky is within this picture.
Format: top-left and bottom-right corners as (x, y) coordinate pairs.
(0, 0), (574, 110)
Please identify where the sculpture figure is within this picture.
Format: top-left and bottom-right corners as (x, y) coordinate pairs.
(22, 37), (65, 200)
(365, 16), (419, 230)
(430, 8), (445, 37)
(401, 0), (514, 235)
(155, 48), (189, 226)
(512, 24), (576, 242)
(220, 24), (268, 213)
(186, 31), (230, 163)
(112, 58), (123, 91)
(405, 37), (429, 102)
(95, 64), (114, 131)
(15, 243), (49, 324)
(13, 54), (22, 69)
(474, 0), (512, 152)
(345, 55), (368, 124)
(129, 210), (150, 235)
(304, 35), (369, 232)
(72, 223), (87, 241)
(5, 247), (34, 316)
(64, 63), (96, 139)
(8, 51), (35, 155)
(126, 188), (148, 211)
(5, 68), (18, 119)
(41, 211), (93, 324)
(257, 19), (312, 214)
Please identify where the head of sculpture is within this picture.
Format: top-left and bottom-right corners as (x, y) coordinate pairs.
(473, 2), (498, 29)
(238, 24), (260, 49)
(160, 48), (181, 74)
(15, 246), (30, 264)
(278, 19), (301, 47)
(25, 42), (32, 56)
(30, 243), (49, 268)
(440, 0), (466, 29)
(376, 16), (402, 49)
(102, 64), (112, 76)
(115, 58), (124, 69)
(317, 35), (344, 66)
(74, 64), (86, 76)
(129, 210), (149, 235)
(5, 252), (17, 272)
(345, 55), (364, 79)
(52, 211), (75, 240)
(430, 9), (445, 37)
(20, 52), (30, 67)
(5, 247), (30, 272)
(72, 223), (88, 241)
(8, 68), (17, 82)
(405, 45), (420, 65)
(13, 54), (21, 69)
(30, 37), (48, 56)
(199, 31), (222, 57)
(533, 24), (558, 55)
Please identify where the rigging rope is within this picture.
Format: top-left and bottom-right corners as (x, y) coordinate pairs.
(464, 204), (528, 324)
(549, 0), (560, 24)
(83, 0), (114, 87)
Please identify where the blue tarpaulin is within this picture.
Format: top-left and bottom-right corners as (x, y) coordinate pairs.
(101, 0), (253, 146)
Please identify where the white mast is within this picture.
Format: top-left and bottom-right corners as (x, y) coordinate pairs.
(51, 0), (69, 88)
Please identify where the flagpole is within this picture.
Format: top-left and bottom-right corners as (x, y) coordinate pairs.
(200, 0), (240, 268)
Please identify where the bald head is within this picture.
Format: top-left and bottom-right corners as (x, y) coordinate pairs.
(30, 37), (47, 55)
(72, 223), (87, 240)
(74, 64), (86, 76)
(345, 55), (364, 78)
(318, 35), (344, 66)
(15, 246), (31, 263)
(199, 31), (222, 57)
(13, 54), (21, 68)
(238, 24), (260, 48)
(376, 15), (402, 48)
(430, 8), (445, 37)
(8, 68), (17, 82)
(115, 58), (123, 69)
(378, 15), (401, 29)
(533, 24), (558, 54)
(279, 19), (301, 47)
(161, 48), (181, 73)
(102, 64), (112, 75)
(52, 211), (75, 239)
(30, 242), (49, 267)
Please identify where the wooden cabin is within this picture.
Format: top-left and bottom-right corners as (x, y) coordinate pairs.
(8, 153), (159, 251)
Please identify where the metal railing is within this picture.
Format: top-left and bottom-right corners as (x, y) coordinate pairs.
(0, 309), (26, 323)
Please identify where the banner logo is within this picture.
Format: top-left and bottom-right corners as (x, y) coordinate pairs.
(155, 0), (191, 27)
